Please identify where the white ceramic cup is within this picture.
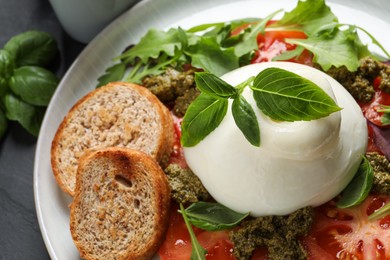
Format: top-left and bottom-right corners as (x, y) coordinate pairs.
(49, 0), (139, 43)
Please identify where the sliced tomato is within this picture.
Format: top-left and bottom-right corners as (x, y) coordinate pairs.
(251, 25), (312, 65)
(158, 204), (235, 260)
(360, 77), (390, 127)
(168, 115), (188, 168)
(302, 195), (390, 260)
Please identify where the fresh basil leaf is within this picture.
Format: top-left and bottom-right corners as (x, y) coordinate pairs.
(9, 66), (59, 106)
(234, 9), (282, 57)
(368, 202), (390, 221)
(337, 156), (373, 208)
(4, 30), (57, 67)
(4, 93), (45, 136)
(275, 0), (338, 35)
(179, 203), (207, 260)
(286, 27), (369, 71)
(184, 202), (249, 231)
(97, 63), (126, 87)
(252, 67), (341, 121)
(195, 72), (237, 98)
(232, 95), (260, 146)
(181, 93), (228, 147)
(118, 28), (183, 63)
(0, 49), (15, 79)
(0, 108), (7, 140)
(188, 37), (239, 76)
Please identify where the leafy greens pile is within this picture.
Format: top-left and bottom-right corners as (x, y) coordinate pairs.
(0, 31), (59, 140)
(98, 0), (390, 87)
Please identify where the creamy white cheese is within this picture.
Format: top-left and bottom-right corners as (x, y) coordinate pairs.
(183, 62), (367, 216)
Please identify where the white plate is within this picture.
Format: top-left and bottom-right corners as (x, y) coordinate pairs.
(34, 0), (390, 259)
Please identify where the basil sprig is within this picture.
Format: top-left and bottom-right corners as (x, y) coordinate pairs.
(179, 202), (249, 259)
(181, 68), (341, 147)
(0, 30), (59, 140)
(336, 156), (374, 208)
(368, 202), (390, 221)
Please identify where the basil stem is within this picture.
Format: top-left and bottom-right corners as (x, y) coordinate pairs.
(179, 203), (207, 260)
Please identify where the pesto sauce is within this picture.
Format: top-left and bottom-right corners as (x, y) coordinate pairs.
(230, 207), (314, 260)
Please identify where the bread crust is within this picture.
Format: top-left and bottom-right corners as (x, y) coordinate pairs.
(70, 147), (171, 260)
(51, 82), (174, 196)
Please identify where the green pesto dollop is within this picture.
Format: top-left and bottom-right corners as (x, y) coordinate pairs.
(230, 206), (314, 260)
(142, 67), (200, 117)
(366, 152), (390, 196)
(164, 163), (210, 204)
(322, 57), (390, 103)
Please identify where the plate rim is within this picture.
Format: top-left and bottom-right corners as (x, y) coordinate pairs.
(33, 0), (390, 259)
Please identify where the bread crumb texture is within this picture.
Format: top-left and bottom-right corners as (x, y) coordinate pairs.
(51, 82), (174, 196)
(70, 148), (170, 260)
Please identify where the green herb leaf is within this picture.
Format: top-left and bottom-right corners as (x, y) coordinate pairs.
(118, 28), (183, 63)
(194, 72), (237, 98)
(272, 46), (305, 61)
(337, 157), (373, 208)
(183, 202), (249, 231)
(275, 0), (338, 35)
(0, 49), (15, 79)
(9, 66), (59, 106)
(97, 63), (126, 87)
(4, 93), (45, 136)
(252, 67), (341, 121)
(368, 202), (390, 221)
(181, 93), (228, 147)
(286, 26), (370, 71)
(234, 9), (282, 57)
(0, 108), (7, 140)
(232, 95), (260, 146)
(180, 203), (207, 260)
(188, 37), (239, 76)
(4, 30), (57, 67)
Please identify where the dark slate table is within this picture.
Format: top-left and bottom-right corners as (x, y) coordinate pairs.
(0, 0), (85, 259)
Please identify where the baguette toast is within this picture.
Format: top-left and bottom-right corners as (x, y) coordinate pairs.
(70, 147), (170, 260)
(51, 82), (174, 196)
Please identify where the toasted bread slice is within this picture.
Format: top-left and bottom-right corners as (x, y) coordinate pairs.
(70, 147), (171, 260)
(51, 82), (174, 196)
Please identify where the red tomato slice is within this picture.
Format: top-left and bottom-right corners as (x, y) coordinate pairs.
(360, 77), (390, 127)
(302, 195), (390, 260)
(158, 204), (235, 260)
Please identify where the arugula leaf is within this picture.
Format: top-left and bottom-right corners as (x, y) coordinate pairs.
(4, 93), (45, 136)
(4, 30), (57, 67)
(234, 9), (282, 57)
(232, 95), (260, 146)
(188, 37), (239, 76)
(368, 202), (390, 221)
(179, 203), (207, 260)
(286, 26), (371, 71)
(252, 67), (341, 121)
(378, 105), (390, 126)
(194, 72), (237, 98)
(275, 0), (338, 35)
(337, 156), (373, 208)
(183, 202), (249, 231)
(118, 28), (184, 63)
(9, 66), (59, 106)
(181, 93), (228, 147)
(97, 63), (126, 87)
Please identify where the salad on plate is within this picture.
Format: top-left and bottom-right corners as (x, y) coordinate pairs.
(43, 0), (390, 259)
